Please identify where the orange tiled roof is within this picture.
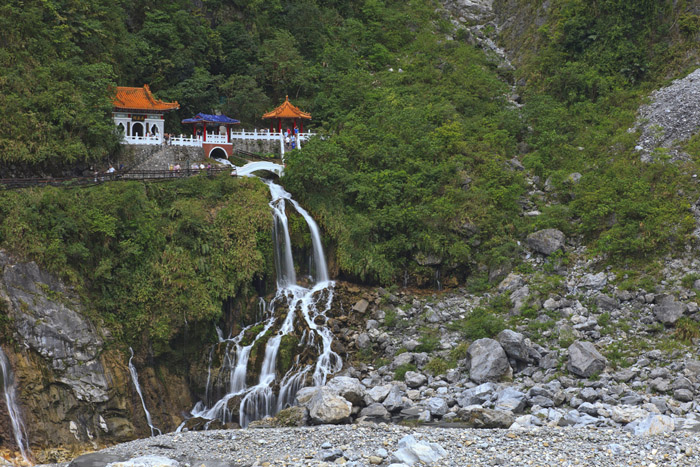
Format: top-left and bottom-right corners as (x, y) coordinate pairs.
(262, 96), (311, 120)
(112, 85), (179, 112)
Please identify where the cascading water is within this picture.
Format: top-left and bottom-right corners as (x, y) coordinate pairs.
(128, 348), (162, 437)
(187, 162), (341, 428)
(0, 347), (31, 464)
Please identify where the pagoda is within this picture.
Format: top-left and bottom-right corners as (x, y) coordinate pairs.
(262, 96), (311, 133)
(112, 85), (179, 140)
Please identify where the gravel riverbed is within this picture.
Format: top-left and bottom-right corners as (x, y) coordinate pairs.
(55, 423), (700, 467)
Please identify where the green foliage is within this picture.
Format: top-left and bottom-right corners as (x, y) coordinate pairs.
(448, 307), (506, 341)
(415, 328), (440, 353)
(394, 363), (417, 381)
(681, 273), (700, 289)
(0, 176), (272, 356)
(425, 357), (452, 376)
(674, 317), (700, 344)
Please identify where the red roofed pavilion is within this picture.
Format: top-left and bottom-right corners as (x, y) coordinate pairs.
(112, 85), (179, 141)
(262, 96), (311, 133)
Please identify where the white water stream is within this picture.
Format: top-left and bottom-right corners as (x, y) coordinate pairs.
(188, 162), (341, 428)
(0, 347), (31, 463)
(128, 348), (162, 437)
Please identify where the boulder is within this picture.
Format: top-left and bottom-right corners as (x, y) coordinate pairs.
(654, 295), (685, 326)
(425, 397), (448, 417)
(525, 229), (565, 256)
(495, 387), (526, 413)
(567, 341), (606, 378)
(391, 435), (446, 466)
(579, 272), (607, 290)
(359, 403), (390, 421)
(458, 406), (515, 428)
(457, 382), (497, 407)
(382, 385), (406, 412)
(497, 273), (525, 293)
(326, 376), (366, 406)
(625, 414), (675, 436)
(307, 387), (352, 424)
(365, 384), (393, 404)
(496, 330), (529, 362)
(105, 456), (179, 467)
(466, 338), (512, 383)
(352, 299), (370, 313)
(404, 371), (427, 389)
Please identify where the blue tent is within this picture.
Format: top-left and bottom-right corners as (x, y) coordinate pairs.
(181, 113), (240, 124)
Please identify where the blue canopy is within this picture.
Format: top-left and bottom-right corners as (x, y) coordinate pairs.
(181, 113), (240, 124)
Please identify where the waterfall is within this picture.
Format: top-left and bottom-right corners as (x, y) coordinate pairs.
(0, 347), (31, 463)
(128, 348), (162, 437)
(186, 163), (341, 428)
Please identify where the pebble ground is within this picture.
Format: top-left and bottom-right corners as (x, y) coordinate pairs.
(34, 423), (700, 467)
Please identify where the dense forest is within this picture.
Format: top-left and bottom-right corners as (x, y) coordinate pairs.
(2, 0), (700, 308)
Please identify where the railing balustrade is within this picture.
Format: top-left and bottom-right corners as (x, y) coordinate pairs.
(122, 130), (316, 147)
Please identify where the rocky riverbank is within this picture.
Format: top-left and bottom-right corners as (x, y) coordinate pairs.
(42, 423), (700, 467)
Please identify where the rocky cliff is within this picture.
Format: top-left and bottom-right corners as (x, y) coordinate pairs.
(0, 251), (193, 461)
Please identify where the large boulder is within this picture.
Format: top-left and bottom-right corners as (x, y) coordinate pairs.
(466, 338), (513, 383)
(496, 330), (529, 363)
(567, 341), (606, 378)
(625, 414), (675, 436)
(458, 406), (515, 428)
(306, 387), (352, 424)
(404, 371), (427, 389)
(325, 376), (366, 406)
(654, 295), (685, 326)
(457, 382), (497, 407)
(525, 229), (565, 256)
(391, 435), (446, 466)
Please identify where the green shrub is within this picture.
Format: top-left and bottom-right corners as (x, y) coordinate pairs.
(448, 307), (506, 340)
(394, 363), (417, 381)
(425, 358), (451, 376)
(674, 317), (700, 344)
(681, 273), (700, 290)
(415, 329), (441, 353)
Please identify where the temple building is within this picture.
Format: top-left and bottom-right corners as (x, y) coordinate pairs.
(112, 85), (179, 141)
(262, 96), (311, 133)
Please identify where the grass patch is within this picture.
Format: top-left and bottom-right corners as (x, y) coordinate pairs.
(425, 357), (453, 376)
(674, 317), (700, 344)
(394, 363), (417, 381)
(447, 307), (506, 340)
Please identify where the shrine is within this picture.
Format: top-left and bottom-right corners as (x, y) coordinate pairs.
(112, 85), (179, 142)
(262, 96), (311, 133)
(181, 113), (240, 158)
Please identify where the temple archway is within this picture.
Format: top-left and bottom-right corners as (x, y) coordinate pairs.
(151, 124), (159, 135)
(117, 123), (125, 135)
(209, 147), (228, 159)
(132, 122), (144, 137)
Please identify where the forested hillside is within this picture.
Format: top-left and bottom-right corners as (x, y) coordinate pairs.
(2, 0), (700, 288)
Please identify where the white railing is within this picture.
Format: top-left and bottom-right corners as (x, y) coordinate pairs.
(122, 130), (317, 148)
(122, 135), (162, 145)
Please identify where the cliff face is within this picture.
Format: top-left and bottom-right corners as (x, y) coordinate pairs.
(0, 250), (192, 454)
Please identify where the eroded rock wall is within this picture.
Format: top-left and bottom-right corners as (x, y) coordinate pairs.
(0, 250), (193, 452)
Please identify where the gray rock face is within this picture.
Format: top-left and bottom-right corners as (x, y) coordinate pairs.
(497, 330), (529, 362)
(0, 251), (109, 403)
(365, 384), (393, 405)
(307, 387), (352, 424)
(466, 338), (513, 383)
(578, 272), (607, 290)
(382, 385), (406, 412)
(634, 67), (700, 162)
(525, 229), (565, 256)
(567, 341), (606, 378)
(654, 295), (685, 326)
(326, 376), (366, 406)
